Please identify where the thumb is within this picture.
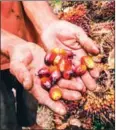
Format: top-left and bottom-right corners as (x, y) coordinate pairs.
(10, 61), (33, 91)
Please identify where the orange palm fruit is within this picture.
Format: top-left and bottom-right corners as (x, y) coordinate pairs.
(49, 87), (62, 101)
(53, 54), (62, 65)
(81, 56), (95, 69)
(51, 48), (60, 54)
(49, 65), (58, 73)
(41, 77), (52, 90)
(58, 58), (72, 72)
(75, 64), (87, 76)
(52, 48), (66, 55)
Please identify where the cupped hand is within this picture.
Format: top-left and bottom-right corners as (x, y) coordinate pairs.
(40, 20), (99, 91)
(9, 42), (82, 115)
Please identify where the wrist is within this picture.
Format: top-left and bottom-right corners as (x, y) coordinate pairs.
(23, 1), (59, 34)
(40, 17), (58, 32)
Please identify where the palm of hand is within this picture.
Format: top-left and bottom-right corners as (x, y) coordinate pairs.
(41, 20), (99, 91)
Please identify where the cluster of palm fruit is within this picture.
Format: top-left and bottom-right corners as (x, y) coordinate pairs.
(37, 48), (94, 101)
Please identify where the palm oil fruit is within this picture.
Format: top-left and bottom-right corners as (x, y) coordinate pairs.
(65, 49), (74, 58)
(49, 87), (62, 101)
(53, 54), (62, 65)
(51, 48), (60, 54)
(75, 64), (87, 76)
(81, 56), (95, 69)
(44, 52), (57, 65)
(63, 69), (73, 79)
(41, 77), (52, 90)
(38, 67), (50, 78)
(51, 70), (61, 85)
(49, 66), (61, 85)
(58, 58), (72, 72)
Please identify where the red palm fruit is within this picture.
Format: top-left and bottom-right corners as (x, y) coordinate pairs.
(65, 49), (74, 58)
(53, 54), (62, 65)
(51, 70), (61, 85)
(63, 69), (74, 79)
(75, 64), (87, 76)
(44, 52), (57, 65)
(81, 56), (95, 69)
(49, 66), (61, 85)
(41, 77), (52, 90)
(49, 65), (58, 73)
(49, 87), (62, 101)
(38, 67), (50, 78)
(58, 58), (72, 72)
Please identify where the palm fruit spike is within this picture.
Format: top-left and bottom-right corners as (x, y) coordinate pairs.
(38, 67), (50, 78)
(81, 56), (95, 69)
(41, 77), (52, 90)
(58, 58), (72, 72)
(49, 86), (62, 101)
(44, 52), (57, 65)
(75, 64), (87, 76)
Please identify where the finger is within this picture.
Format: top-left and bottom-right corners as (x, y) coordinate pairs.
(73, 49), (99, 79)
(10, 61), (32, 90)
(62, 40), (81, 50)
(58, 78), (84, 91)
(89, 67), (100, 78)
(76, 77), (86, 93)
(31, 79), (66, 115)
(75, 26), (99, 54)
(76, 77), (86, 91)
(61, 88), (82, 101)
(81, 71), (97, 91)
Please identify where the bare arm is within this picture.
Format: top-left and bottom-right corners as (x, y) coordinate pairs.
(22, 1), (58, 34)
(1, 29), (27, 57)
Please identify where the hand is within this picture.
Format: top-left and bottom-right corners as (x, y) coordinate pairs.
(40, 20), (99, 91)
(9, 42), (82, 115)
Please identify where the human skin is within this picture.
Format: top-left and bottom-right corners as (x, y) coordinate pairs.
(1, 29), (83, 115)
(22, 1), (99, 90)
(1, 1), (99, 115)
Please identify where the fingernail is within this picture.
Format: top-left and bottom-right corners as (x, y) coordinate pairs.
(92, 46), (99, 54)
(60, 108), (66, 115)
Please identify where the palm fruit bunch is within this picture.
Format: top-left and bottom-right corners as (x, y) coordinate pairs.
(37, 48), (95, 101)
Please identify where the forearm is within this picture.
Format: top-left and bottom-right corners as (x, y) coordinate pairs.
(22, 1), (58, 34)
(1, 29), (27, 57)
